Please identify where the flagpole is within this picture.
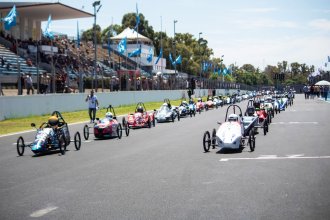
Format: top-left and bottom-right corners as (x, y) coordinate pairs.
(160, 16), (163, 74)
(51, 39), (55, 93)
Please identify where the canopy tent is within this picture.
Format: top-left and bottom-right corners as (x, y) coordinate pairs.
(315, 80), (330, 86)
(110, 27), (152, 44)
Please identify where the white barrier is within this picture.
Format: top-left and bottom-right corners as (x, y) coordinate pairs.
(0, 89), (247, 120)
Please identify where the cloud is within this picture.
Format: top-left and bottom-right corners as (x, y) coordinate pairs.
(308, 19), (330, 31)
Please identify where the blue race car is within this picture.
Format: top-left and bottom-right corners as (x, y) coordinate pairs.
(16, 111), (81, 156)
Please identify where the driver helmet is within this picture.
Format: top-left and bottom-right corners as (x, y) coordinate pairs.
(182, 101), (187, 104)
(137, 106), (143, 113)
(197, 98), (202, 102)
(228, 114), (239, 122)
(254, 101), (261, 109)
(105, 112), (113, 120)
(48, 115), (59, 127)
(247, 106), (255, 116)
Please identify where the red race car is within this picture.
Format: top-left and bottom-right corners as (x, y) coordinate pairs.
(83, 105), (129, 140)
(123, 102), (156, 129)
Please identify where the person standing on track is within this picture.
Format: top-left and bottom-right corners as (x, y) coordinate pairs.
(85, 90), (99, 123)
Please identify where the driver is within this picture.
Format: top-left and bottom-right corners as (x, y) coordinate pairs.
(105, 112), (113, 121)
(48, 115), (59, 129)
(137, 106), (143, 113)
(228, 114), (239, 122)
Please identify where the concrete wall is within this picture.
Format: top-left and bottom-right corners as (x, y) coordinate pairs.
(0, 89), (248, 120)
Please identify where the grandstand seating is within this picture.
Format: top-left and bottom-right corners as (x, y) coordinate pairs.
(0, 43), (46, 76)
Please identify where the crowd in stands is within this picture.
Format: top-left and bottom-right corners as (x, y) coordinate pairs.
(1, 30), (256, 94)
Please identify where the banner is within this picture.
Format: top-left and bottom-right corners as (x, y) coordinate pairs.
(44, 15), (54, 39)
(117, 37), (127, 54)
(3, 5), (17, 30)
(128, 45), (141, 57)
(155, 48), (162, 64)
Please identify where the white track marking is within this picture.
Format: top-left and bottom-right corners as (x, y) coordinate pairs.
(271, 122), (318, 125)
(30, 206), (58, 218)
(220, 155), (330, 162)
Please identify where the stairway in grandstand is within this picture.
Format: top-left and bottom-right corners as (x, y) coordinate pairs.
(0, 43), (46, 84)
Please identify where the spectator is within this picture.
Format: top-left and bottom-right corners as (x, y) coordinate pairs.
(303, 85), (309, 99)
(40, 72), (50, 94)
(26, 73), (34, 95)
(324, 86), (329, 101)
(85, 90), (99, 123)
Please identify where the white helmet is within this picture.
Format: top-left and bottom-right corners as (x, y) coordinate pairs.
(105, 112), (113, 119)
(228, 114), (239, 122)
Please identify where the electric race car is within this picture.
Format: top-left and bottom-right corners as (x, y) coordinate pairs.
(83, 105), (129, 140)
(16, 111), (81, 156)
(123, 102), (156, 129)
(196, 98), (205, 113)
(203, 104), (257, 152)
(155, 99), (180, 123)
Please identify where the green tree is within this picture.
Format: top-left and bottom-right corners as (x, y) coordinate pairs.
(81, 25), (101, 43)
(121, 13), (155, 40)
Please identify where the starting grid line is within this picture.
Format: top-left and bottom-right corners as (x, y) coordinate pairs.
(220, 155), (330, 162)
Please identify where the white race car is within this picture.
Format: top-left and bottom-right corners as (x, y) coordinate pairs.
(203, 105), (258, 152)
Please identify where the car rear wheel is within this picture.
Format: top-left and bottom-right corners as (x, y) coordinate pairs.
(211, 128), (217, 149)
(263, 120), (269, 135)
(83, 124), (89, 140)
(124, 122), (130, 136)
(203, 131), (211, 152)
(74, 132), (81, 150)
(248, 129), (256, 152)
(59, 135), (66, 155)
(117, 124), (123, 139)
(17, 136), (25, 156)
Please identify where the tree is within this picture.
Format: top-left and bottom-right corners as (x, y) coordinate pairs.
(121, 13), (155, 40)
(81, 25), (101, 43)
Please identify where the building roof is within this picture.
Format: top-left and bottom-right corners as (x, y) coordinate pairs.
(0, 2), (93, 21)
(111, 27), (152, 44)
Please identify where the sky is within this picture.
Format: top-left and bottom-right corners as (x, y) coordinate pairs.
(15, 0), (330, 69)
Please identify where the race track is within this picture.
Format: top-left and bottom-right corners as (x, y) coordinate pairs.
(0, 94), (330, 220)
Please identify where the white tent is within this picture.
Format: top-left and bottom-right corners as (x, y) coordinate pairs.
(110, 27), (152, 44)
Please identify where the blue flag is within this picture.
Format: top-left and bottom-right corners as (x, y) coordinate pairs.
(133, 3), (140, 33)
(173, 55), (182, 65)
(155, 48), (162, 64)
(147, 47), (153, 63)
(44, 15), (54, 39)
(76, 21), (80, 48)
(169, 53), (174, 64)
(118, 37), (127, 54)
(3, 5), (17, 30)
(128, 45), (141, 57)
(223, 68), (228, 76)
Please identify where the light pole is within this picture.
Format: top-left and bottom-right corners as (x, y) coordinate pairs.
(93, 0), (102, 91)
(173, 20), (178, 89)
(198, 32), (202, 88)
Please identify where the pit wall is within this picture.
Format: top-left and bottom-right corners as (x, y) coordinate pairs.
(0, 89), (248, 120)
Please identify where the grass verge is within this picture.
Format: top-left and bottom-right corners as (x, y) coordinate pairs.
(0, 98), (187, 135)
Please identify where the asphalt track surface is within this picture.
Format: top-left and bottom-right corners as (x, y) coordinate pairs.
(0, 94), (329, 220)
